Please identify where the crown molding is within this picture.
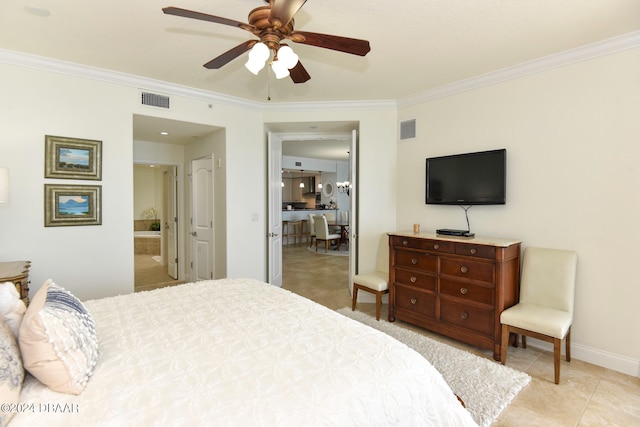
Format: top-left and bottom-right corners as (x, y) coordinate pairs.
(0, 47), (395, 112)
(262, 99), (397, 112)
(398, 30), (640, 108)
(0, 48), (264, 112)
(0, 48), (395, 112)
(2, 30), (638, 112)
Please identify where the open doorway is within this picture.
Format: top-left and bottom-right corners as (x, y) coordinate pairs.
(266, 121), (358, 303)
(132, 114), (225, 291)
(133, 163), (181, 291)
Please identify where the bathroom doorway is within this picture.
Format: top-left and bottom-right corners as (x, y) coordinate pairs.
(133, 163), (181, 291)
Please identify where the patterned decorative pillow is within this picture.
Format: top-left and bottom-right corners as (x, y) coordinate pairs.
(0, 317), (24, 427)
(18, 279), (99, 395)
(0, 282), (27, 338)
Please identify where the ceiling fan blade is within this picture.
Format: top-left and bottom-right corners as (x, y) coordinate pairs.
(203, 40), (255, 69)
(289, 60), (311, 84)
(269, 0), (307, 29)
(291, 31), (371, 56)
(162, 7), (253, 31)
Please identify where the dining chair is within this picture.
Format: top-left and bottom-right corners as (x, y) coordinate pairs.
(313, 215), (340, 253)
(307, 214), (317, 247)
(351, 234), (389, 320)
(500, 246), (578, 384)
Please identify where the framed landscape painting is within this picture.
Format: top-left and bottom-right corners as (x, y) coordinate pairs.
(44, 135), (102, 180)
(44, 184), (102, 227)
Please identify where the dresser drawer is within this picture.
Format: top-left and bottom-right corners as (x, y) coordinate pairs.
(395, 268), (436, 292)
(440, 300), (494, 335)
(440, 257), (495, 283)
(395, 250), (437, 273)
(391, 236), (455, 254)
(455, 243), (496, 259)
(440, 279), (494, 306)
(395, 285), (436, 318)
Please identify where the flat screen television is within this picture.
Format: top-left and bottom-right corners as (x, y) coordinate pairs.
(425, 149), (506, 205)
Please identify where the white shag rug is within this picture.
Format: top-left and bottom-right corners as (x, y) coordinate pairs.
(337, 308), (531, 427)
(307, 245), (349, 257)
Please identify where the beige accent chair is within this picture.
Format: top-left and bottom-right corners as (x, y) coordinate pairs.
(351, 234), (389, 320)
(307, 214), (316, 248)
(500, 246), (578, 384)
(313, 215), (341, 253)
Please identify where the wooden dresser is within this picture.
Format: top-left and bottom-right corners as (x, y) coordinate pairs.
(388, 232), (521, 361)
(0, 261), (31, 306)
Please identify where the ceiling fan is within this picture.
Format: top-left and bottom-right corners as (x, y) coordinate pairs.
(162, 0), (371, 83)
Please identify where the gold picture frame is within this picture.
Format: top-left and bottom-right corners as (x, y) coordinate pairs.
(44, 184), (102, 227)
(45, 135), (102, 180)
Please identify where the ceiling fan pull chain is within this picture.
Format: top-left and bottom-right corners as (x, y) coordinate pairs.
(267, 64), (272, 101)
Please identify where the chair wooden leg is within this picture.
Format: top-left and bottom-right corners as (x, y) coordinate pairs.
(566, 328), (571, 362)
(553, 337), (561, 384)
(351, 285), (359, 311)
(522, 335), (527, 348)
(375, 292), (382, 321)
(500, 325), (509, 365)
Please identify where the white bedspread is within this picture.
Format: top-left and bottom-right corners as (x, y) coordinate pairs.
(12, 278), (476, 426)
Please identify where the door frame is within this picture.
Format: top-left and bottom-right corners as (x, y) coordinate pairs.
(133, 161), (185, 282)
(267, 129), (359, 288)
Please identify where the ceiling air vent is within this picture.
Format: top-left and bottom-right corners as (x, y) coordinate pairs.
(141, 92), (170, 109)
(400, 119), (416, 140)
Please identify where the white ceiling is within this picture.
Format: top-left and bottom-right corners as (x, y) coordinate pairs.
(2, 0), (638, 104)
(3, 1), (638, 161)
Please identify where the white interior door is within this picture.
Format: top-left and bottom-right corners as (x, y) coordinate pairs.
(349, 129), (358, 287)
(191, 157), (214, 281)
(166, 166), (178, 279)
(267, 132), (283, 286)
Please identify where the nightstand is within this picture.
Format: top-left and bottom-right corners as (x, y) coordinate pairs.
(0, 261), (31, 306)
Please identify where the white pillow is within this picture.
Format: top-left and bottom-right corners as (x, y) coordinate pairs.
(19, 279), (99, 395)
(0, 282), (26, 339)
(0, 317), (24, 427)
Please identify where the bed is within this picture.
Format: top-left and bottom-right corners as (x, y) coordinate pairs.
(6, 278), (476, 426)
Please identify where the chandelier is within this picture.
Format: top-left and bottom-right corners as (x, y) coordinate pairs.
(336, 181), (350, 196)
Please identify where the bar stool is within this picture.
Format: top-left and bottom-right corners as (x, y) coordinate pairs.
(284, 220), (302, 245)
(300, 219), (309, 244)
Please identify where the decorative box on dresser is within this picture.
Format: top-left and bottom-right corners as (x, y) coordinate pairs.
(388, 232), (521, 361)
(0, 260), (31, 306)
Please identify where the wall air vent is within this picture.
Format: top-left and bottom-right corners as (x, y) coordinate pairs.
(400, 119), (416, 140)
(141, 91), (170, 109)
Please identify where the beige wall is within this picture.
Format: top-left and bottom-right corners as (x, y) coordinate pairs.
(397, 47), (640, 375)
(0, 61), (264, 300)
(264, 107), (398, 276)
(1, 42), (637, 376)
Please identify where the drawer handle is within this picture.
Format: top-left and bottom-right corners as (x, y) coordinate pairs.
(470, 248), (477, 255)
(433, 243), (440, 250)
(460, 266), (469, 274)
(410, 276), (417, 283)
(410, 298), (417, 305)
(403, 240), (409, 246)
(460, 312), (469, 319)
(460, 287), (468, 295)
(411, 258), (418, 265)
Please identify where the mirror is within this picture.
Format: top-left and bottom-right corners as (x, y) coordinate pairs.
(322, 182), (334, 198)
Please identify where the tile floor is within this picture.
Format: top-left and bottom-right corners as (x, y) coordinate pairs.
(134, 254), (184, 292)
(281, 243), (640, 427)
(134, 244), (640, 426)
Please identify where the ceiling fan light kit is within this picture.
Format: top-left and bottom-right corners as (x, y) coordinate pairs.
(162, 0), (370, 84)
(245, 42), (299, 79)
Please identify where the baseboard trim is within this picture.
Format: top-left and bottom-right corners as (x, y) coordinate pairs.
(525, 337), (639, 378)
